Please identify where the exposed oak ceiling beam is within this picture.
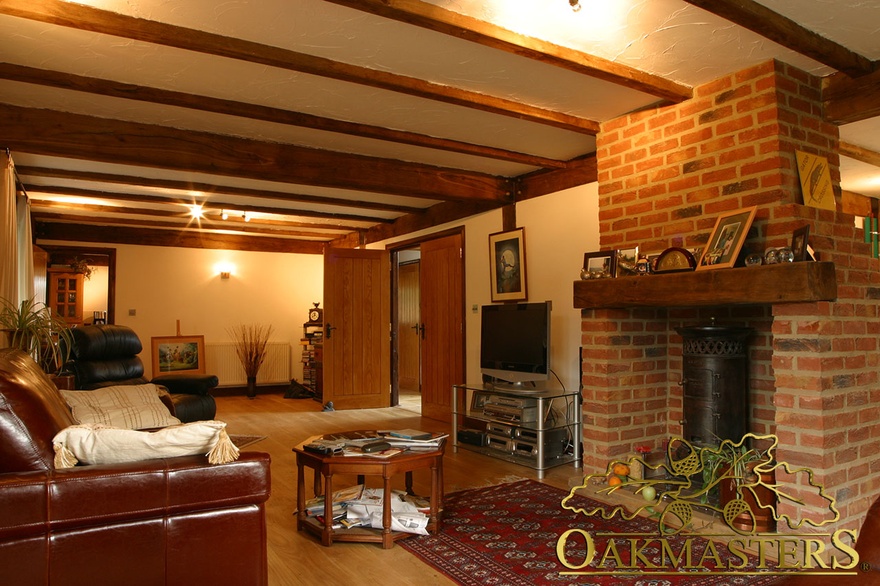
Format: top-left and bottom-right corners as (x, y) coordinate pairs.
(0, 63), (567, 170)
(34, 222), (326, 254)
(823, 69), (880, 124)
(840, 141), (880, 168)
(681, 0), (876, 78)
(0, 0), (599, 134)
(27, 185), (395, 224)
(3, 104), (511, 203)
(17, 165), (424, 215)
(324, 0), (692, 104)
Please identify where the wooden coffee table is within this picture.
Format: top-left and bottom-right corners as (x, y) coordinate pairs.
(293, 433), (445, 548)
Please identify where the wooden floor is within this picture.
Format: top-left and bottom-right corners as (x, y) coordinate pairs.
(216, 391), (583, 586)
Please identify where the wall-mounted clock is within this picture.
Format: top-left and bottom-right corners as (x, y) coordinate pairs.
(308, 302), (323, 323)
(654, 247), (697, 273)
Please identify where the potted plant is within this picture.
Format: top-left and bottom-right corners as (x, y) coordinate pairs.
(227, 323), (274, 399)
(0, 297), (73, 375)
(702, 437), (776, 533)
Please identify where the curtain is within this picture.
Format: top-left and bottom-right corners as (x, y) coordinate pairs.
(0, 151), (33, 308)
(16, 190), (34, 304)
(0, 151), (16, 305)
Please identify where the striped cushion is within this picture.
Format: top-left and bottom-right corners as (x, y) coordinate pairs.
(61, 384), (181, 430)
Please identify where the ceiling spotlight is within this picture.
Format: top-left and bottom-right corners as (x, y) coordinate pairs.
(243, 211), (250, 222)
(221, 209), (228, 220)
(569, 0), (581, 11)
(190, 204), (203, 219)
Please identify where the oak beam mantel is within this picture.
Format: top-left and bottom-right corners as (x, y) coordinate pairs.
(573, 262), (837, 310)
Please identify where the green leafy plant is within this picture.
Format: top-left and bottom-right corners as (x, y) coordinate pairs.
(0, 297), (73, 374)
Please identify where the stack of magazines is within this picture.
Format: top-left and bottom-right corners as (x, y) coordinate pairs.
(378, 429), (448, 450)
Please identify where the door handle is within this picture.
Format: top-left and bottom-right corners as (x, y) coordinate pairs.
(419, 323), (425, 339)
(326, 323), (336, 339)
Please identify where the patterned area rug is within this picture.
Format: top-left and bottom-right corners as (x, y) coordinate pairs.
(228, 434), (266, 450)
(400, 479), (784, 585)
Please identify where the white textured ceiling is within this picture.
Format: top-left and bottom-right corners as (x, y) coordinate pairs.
(3, 0), (880, 243)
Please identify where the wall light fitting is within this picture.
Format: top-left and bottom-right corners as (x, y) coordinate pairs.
(220, 271), (231, 280)
(569, 0), (581, 11)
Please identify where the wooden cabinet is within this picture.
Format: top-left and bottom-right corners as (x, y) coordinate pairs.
(47, 269), (84, 326)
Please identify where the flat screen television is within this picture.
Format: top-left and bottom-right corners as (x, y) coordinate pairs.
(480, 301), (551, 390)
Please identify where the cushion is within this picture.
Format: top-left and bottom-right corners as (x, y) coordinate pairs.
(61, 384), (181, 430)
(52, 420), (240, 467)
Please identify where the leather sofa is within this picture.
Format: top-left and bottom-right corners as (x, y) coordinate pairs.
(0, 348), (271, 586)
(68, 324), (218, 422)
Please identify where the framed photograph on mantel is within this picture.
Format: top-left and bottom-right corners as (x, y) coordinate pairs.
(489, 228), (527, 302)
(696, 206), (757, 271)
(151, 335), (206, 375)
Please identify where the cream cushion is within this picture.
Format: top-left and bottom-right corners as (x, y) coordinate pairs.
(61, 384), (181, 430)
(52, 420), (239, 467)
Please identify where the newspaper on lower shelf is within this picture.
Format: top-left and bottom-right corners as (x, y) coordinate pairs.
(325, 487), (431, 535)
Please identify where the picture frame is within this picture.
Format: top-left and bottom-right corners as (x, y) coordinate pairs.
(696, 206), (758, 271)
(151, 335), (206, 375)
(582, 250), (616, 279)
(616, 246), (640, 277)
(489, 228), (527, 302)
(791, 225), (811, 262)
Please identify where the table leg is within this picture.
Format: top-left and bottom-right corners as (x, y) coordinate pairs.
(322, 472), (334, 546)
(382, 473), (393, 549)
(296, 458), (306, 531)
(429, 458), (440, 533)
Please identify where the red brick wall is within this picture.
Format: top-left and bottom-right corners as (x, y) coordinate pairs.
(586, 59), (878, 531)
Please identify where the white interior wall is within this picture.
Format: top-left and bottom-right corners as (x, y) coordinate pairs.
(372, 182), (599, 393)
(43, 182), (598, 388)
(42, 241), (324, 380)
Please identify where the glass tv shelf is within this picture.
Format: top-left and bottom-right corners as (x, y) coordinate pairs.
(451, 384), (582, 479)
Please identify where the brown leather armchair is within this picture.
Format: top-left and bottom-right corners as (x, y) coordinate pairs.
(68, 324), (218, 422)
(0, 348), (271, 586)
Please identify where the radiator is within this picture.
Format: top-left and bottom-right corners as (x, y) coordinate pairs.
(206, 342), (291, 386)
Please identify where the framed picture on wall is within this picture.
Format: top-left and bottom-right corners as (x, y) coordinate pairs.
(488, 228), (527, 302)
(151, 335), (206, 375)
(696, 206), (757, 270)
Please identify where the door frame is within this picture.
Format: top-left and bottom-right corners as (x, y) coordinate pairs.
(38, 245), (117, 324)
(388, 227), (466, 407)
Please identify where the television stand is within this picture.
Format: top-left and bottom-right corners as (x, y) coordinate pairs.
(451, 384), (582, 479)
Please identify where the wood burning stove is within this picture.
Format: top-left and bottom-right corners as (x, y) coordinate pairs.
(676, 324), (754, 448)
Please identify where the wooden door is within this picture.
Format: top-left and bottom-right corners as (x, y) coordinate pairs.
(419, 233), (464, 422)
(322, 248), (391, 410)
(397, 261), (421, 392)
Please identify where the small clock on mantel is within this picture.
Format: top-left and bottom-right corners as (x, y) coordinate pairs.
(654, 247), (697, 273)
(307, 302), (323, 324)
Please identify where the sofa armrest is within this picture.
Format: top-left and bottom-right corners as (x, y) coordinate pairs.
(152, 373), (219, 396)
(0, 452), (270, 541)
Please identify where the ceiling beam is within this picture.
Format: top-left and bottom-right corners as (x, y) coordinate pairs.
(31, 200), (361, 233)
(0, 63), (566, 170)
(17, 165), (424, 215)
(823, 69), (880, 124)
(0, 0), (598, 134)
(31, 211), (345, 240)
(325, 0), (692, 104)
(361, 199), (498, 246)
(839, 141), (880, 168)
(3, 103), (510, 203)
(34, 222), (326, 254)
(517, 154), (598, 200)
(681, 0), (875, 78)
(27, 184), (396, 224)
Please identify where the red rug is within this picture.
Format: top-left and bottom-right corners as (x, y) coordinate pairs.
(400, 479), (784, 585)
